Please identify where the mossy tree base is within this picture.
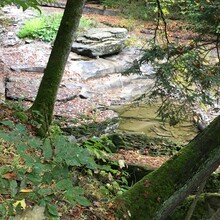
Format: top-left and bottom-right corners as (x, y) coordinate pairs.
(113, 115), (220, 220)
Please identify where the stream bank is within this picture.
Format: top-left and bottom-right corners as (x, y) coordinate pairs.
(1, 4), (217, 150)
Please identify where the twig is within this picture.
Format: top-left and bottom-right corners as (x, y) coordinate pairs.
(155, 0), (170, 45)
(153, 5), (160, 44)
(209, 207), (220, 220)
(216, 34), (220, 64)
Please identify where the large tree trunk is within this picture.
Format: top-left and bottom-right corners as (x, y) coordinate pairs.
(30, 0), (85, 136)
(113, 115), (220, 220)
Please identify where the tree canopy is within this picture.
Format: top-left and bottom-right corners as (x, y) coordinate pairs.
(124, 0), (220, 125)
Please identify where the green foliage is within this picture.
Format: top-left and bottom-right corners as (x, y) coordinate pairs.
(82, 136), (129, 196)
(0, 121), (96, 218)
(121, 0), (220, 125)
(102, 0), (149, 20)
(101, 0), (186, 20)
(0, 119), (129, 218)
(82, 136), (116, 159)
(18, 13), (97, 42)
(181, 0), (220, 35)
(130, 41), (220, 125)
(18, 13), (62, 42)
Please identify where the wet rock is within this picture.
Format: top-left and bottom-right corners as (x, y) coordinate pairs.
(71, 28), (128, 57)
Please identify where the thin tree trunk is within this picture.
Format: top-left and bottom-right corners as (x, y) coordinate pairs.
(113, 115), (220, 220)
(30, 0), (85, 136)
(184, 180), (207, 220)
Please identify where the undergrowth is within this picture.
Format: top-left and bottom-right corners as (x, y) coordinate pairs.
(0, 103), (129, 219)
(17, 13), (97, 42)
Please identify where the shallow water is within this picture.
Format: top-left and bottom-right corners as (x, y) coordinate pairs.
(110, 103), (198, 144)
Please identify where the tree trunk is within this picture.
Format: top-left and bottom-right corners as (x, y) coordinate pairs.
(113, 115), (220, 220)
(30, 0), (85, 136)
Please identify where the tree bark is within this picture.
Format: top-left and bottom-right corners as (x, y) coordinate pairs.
(113, 115), (220, 220)
(30, 0), (85, 136)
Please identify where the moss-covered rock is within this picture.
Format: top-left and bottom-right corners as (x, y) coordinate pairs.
(108, 132), (182, 156)
(61, 117), (118, 139)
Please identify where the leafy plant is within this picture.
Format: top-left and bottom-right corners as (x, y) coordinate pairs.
(0, 118), (130, 218)
(82, 136), (129, 196)
(18, 13), (97, 42)
(0, 121), (97, 218)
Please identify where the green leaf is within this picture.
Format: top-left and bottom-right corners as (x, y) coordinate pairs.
(10, 180), (18, 197)
(55, 179), (72, 191)
(42, 172), (53, 184)
(8, 203), (15, 216)
(37, 188), (53, 197)
(71, 186), (84, 195)
(0, 179), (9, 194)
(74, 195), (91, 207)
(0, 204), (6, 218)
(27, 172), (42, 185)
(46, 204), (59, 217)
(29, 137), (42, 148)
(0, 166), (11, 175)
(23, 154), (35, 167)
(63, 190), (76, 206)
(0, 132), (15, 142)
(16, 142), (28, 155)
(0, 120), (14, 128)
(41, 139), (53, 160)
(19, 178), (27, 190)
(33, 163), (47, 175)
(52, 164), (68, 180)
(15, 124), (27, 135)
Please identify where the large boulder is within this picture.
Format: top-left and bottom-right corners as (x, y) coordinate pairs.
(71, 28), (128, 57)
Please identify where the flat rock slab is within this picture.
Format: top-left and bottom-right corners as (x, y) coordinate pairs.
(6, 73), (81, 102)
(1, 6), (155, 122)
(72, 28), (128, 57)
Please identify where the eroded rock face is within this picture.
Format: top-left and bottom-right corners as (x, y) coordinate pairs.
(71, 28), (128, 57)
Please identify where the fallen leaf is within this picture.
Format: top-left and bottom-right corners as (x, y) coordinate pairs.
(13, 199), (26, 209)
(118, 159), (126, 169)
(20, 188), (33, 193)
(3, 172), (17, 179)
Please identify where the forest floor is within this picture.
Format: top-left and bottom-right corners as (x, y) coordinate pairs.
(1, 4), (182, 170)
(0, 3), (216, 220)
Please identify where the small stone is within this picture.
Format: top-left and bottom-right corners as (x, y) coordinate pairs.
(25, 39), (33, 44)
